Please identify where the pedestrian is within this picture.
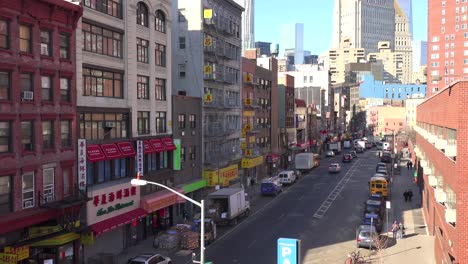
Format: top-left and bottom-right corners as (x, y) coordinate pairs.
(403, 190), (408, 202)
(399, 222), (405, 239)
(408, 190), (413, 202)
(409, 160), (413, 170)
(406, 161), (410, 170)
(392, 221), (399, 239)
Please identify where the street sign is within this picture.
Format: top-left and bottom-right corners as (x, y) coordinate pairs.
(277, 238), (299, 264)
(386, 201), (391, 209)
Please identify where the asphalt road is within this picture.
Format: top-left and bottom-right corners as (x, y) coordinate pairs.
(204, 149), (381, 264)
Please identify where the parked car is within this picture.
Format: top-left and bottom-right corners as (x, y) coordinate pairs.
(348, 151), (357, 158)
(369, 193), (386, 203)
(356, 225), (378, 248)
(278, 170), (297, 185)
(127, 254), (171, 264)
(260, 178), (283, 196)
(342, 153), (352, 163)
(355, 146), (364, 153)
(365, 142), (373, 149)
(362, 213), (383, 233)
(364, 200), (385, 218)
(328, 163), (342, 173)
(376, 162), (387, 172)
(326, 150), (335, 157)
(376, 169), (388, 176)
(380, 152), (392, 163)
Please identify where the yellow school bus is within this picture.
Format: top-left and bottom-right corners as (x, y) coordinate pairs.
(369, 176), (389, 198)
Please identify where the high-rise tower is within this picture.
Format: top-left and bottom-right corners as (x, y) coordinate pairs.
(234, 0), (255, 52)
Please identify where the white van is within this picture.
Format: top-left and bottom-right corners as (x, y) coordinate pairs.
(278, 170), (297, 185)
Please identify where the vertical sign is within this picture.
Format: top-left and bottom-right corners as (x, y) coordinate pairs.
(77, 139), (87, 191)
(173, 139), (181, 170)
(136, 140), (144, 176)
(277, 238), (299, 264)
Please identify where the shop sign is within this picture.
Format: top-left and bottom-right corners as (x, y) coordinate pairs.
(81, 232), (94, 245)
(244, 98), (252, 106)
(203, 9), (212, 19)
(245, 149), (252, 157)
(249, 136), (256, 143)
(97, 200), (134, 216)
(240, 140), (247, 150)
(146, 195), (177, 213)
(203, 164), (238, 187)
(204, 93), (213, 103)
(136, 140), (144, 176)
(28, 226), (62, 238)
(87, 182), (140, 225)
(241, 156), (264, 168)
(77, 139), (87, 191)
(0, 253), (17, 264)
(4, 245), (29, 261)
(243, 110), (254, 117)
(173, 139), (181, 171)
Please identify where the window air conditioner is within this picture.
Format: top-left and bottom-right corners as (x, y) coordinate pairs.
(420, 159), (428, 168)
(445, 145), (457, 157)
(46, 195), (54, 202)
(445, 208), (456, 223)
(428, 175), (437, 188)
(191, 130), (196, 136)
(21, 91), (34, 100)
(435, 139), (448, 150)
(435, 189), (447, 204)
(23, 200), (34, 208)
(423, 167), (432, 175)
(428, 134), (437, 144)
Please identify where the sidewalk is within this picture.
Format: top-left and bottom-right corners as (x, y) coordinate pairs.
(374, 157), (435, 264)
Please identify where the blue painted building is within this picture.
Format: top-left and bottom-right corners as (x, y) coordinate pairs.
(359, 74), (426, 99)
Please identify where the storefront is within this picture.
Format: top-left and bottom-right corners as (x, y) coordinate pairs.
(179, 179), (207, 221)
(203, 164), (239, 188)
(265, 153), (280, 177)
(83, 181), (146, 261)
(29, 233), (80, 264)
(241, 156), (264, 186)
(140, 188), (185, 236)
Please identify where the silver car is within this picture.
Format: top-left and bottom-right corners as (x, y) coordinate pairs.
(127, 254), (172, 264)
(356, 225), (378, 248)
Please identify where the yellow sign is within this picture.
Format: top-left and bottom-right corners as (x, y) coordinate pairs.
(249, 136), (256, 143)
(241, 129), (246, 137)
(244, 73), (253, 83)
(244, 98), (252, 106)
(204, 36), (213, 47)
(241, 156), (264, 168)
(203, 164), (238, 187)
(0, 253), (17, 264)
(244, 123), (252, 131)
(245, 149), (252, 157)
(204, 9), (213, 19)
(204, 93), (213, 103)
(240, 140), (247, 149)
(204, 65), (212, 74)
(4, 245), (29, 261)
(243, 110), (254, 117)
(81, 232), (95, 245)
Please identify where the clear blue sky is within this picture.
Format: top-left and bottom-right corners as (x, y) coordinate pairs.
(255, 0), (428, 55)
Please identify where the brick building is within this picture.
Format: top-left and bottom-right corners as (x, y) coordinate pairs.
(411, 81), (467, 264)
(0, 0), (83, 262)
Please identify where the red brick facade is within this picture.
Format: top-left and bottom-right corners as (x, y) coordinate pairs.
(0, 0), (81, 225)
(414, 81), (468, 263)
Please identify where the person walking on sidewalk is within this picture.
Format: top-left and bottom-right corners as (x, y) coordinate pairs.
(392, 221), (399, 239)
(408, 190), (413, 202)
(406, 161), (410, 170)
(409, 160), (413, 170)
(398, 222), (405, 239)
(403, 190), (409, 202)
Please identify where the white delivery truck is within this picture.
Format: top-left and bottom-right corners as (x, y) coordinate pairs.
(207, 188), (250, 226)
(295, 153), (319, 171)
(328, 142), (342, 154)
(343, 140), (351, 149)
(355, 140), (366, 149)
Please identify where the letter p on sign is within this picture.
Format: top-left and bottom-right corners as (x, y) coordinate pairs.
(282, 247), (292, 258)
(277, 238), (299, 264)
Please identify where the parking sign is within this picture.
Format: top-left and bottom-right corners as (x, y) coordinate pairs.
(277, 238), (299, 264)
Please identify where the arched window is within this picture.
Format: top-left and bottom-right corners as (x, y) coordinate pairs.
(137, 2), (148, 27)
(155, 10), (166, 33)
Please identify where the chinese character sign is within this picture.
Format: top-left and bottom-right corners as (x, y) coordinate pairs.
(137, 140), (144, 176)
(77, 139), (87, 191)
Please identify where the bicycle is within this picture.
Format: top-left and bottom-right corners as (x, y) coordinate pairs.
(344, 250), (365, 264)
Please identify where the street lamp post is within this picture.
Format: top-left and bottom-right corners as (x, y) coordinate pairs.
(131, 175), (205, 264)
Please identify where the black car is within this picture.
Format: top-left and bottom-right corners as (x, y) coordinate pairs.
(380, 152), (392, 163)
(364, 200), (385, 218)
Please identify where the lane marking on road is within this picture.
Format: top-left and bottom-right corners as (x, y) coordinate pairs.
(312, 159), (361, 219)
(247, 240), (256, 248)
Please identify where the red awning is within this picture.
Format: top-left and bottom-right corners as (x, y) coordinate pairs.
(87, 145), (106, 162)
(144, 140), (155, 154)
(0, 208), (58, 235)
(100, 143), (122, 159)
(161, 137), (176, 151)
(266, 153), (280, 163)
(90, 208), (147, 236)
(150, 139), (165, 152)
(116, 142), (136, 157)
(140, 188), (185, 213)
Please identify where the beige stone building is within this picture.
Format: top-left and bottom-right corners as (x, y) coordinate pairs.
(394, 0), (413, 84)
(368, 41), (404, 83)
(405, 97), (425, 128)
(329, 38), (366, 84)
(412, 65), (427, 84)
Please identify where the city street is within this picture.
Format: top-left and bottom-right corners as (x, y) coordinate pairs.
(204, 149), (378, 264)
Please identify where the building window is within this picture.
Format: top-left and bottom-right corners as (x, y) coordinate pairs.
(42, 121), (54, 149)
(180, 147), (185, 162)
(155, 10), (166, 33)
(43, 168), (54, 202)
(61, 120), (71, 147)
(0, 122), (11, 153)
(40, 30), (52, 56)
(189, 114), (196, 128)
(22, 172), (34, 209)
(20, 73), (33, 96)
(155, 78), (166, 100)
(21, 121), (34, 151)
(179, 37), (186, 49)
(19, 25), (31, 53)
(178, 114), (186, 129)
(0, 176), (11, 214)
(79, 112), (129, 140)
(82, 22), (122, 58)
(0, 19), (9, 49)
(137, 38), (149, 63)
(62, 167), (72, 197)
(41, 76), (52, 101)
(137, 111), (150, 135)
(189, 146), (196, 160)
(178, 9), (187, 22)
(155, 111), (166, 133)
(0, 71), (10, 100)
(83, 68), (123, 98)
(137, 75), (149, 99)
(178, 64), (186, 78)
(137, 2), (149, 27)
(60, 78), (71, 102)
(59, 33), (70, 59)
(83, 0), (121, 18)
(155, 43), (166, 66)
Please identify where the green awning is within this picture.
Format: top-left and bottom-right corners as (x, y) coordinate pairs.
(182, 179), (207, 193)
(31, 232), (80, 247)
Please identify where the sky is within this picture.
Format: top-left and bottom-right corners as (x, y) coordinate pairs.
(255, 0), (428, 55)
